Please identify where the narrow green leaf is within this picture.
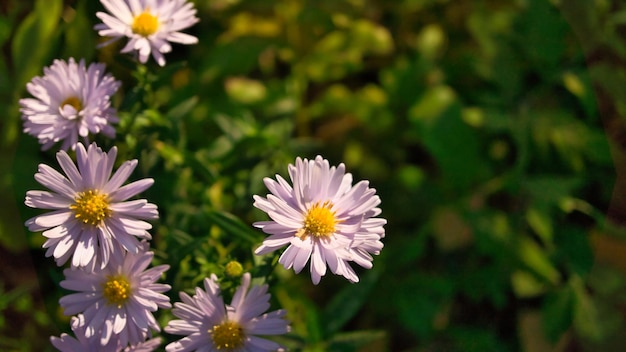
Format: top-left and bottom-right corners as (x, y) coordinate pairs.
(321, 269), (380, 337)
(326, 330), (387, 352)
(542, 285), (574, 342)
(167, 96), (199, 120)
(204, 209), (259, 243)
(62, 1), (96, 60)
(518, 237), (560, 284)
(11, 0), (62, 88)
(571, 275), (604, 341)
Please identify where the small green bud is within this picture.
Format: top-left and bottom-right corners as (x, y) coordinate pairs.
(224, 260), (243, 278)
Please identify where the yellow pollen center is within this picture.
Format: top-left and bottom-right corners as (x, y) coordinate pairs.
(70, 190), (111, 226)
(298, 201), (337, 239)
(60, 96), (82, 111)
(102, 275), (131, 307)
(210, 321), (245, 350)
(131, 10), (159, 36)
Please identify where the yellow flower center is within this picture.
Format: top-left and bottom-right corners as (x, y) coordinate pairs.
(60, 96), (82, 111)
(70, 190), (111, 226)
(297, 201), (337, 239)
(102, 275), (131, 307)
(131, 10), (159, 37)
(210, 321), (245, 350)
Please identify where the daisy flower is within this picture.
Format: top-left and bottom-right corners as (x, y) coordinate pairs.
(51, 315), (163, 351)
(24, 142), (158, 270)
(95, 0), (200, 66)
(58, 250), (171, 347)
(51, 315), (117, 351)
(19, 58), (121, 151)
(165, 273), (290, 352)
(253, 156), (386, 284)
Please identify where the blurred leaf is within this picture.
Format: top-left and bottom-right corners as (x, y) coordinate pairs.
(11, 0), (62, 88)
(220, 12), (281, 40)
(202, 37), (273, 78)
(571, 275), (604, 341)
(395, 273), (454, 339)
(321, 269), (380, 337)
(225, 77), (268, 104)
(555, 227), (594, 277)
(410, 86), (487, 188)
(167, 95), (199, 120)
(447, 326), (510, 352)
(204, 209), (259, 244)
(326, 330), (387, 352)
(523, 176), (581, 208)
(432, 207), (473, 251)
(512, 270), (546, 298)
(62, 1), (97, 60)
(417, 24), (446, 60)
(518, 237), (560, 284)
(526, 207), (553, 245)
(542, 284), (574, 342)
(521, 0), (567, 71)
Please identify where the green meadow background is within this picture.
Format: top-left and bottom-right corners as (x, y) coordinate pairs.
(2, 0), (626, 351)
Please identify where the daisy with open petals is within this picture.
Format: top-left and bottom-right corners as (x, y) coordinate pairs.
(51, 315), (163, 351)
(165, 273), (290, 352)
(95, 0), (199, 66)
(58, 250), (171, 347)
(51, 315), (117, 352)
(253, 156), (386, 284)
(24, 142), (158, 270)
(19, 58), (121, 151)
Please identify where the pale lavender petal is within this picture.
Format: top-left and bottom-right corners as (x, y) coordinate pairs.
(166, 272), (289, 351)
(23, 141), (157, 270)
(252, 155), (386, 284)
(103, 159), (138, 195)
(19, 58), (120, 151)
(58, 250), (170, 347)
(95, 0), (199, 66)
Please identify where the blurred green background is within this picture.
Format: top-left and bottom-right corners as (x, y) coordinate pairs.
(2, 0), (626, 351)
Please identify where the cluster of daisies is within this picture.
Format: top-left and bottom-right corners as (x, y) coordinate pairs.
(19, 0), (386, 351)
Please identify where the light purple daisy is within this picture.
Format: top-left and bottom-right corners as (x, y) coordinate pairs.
(19, 58), (121, 151)
(51, 315), (163, 351)
(253, 156), (386, 284)
(123, 337), (163, 352)
(165, 273), (290, 352)
(58, 249), (171, 347)
(51, 315), (118, 351)
(24, 142), (158, 270)
(95, 0), (200, 66)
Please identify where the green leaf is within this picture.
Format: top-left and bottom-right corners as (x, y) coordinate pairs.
(523, 176), (581, 208)
(204, 209), (259, 244)
(447, 327), (509, 352)
(526, 207), (553, 244)
(321, 269), (380, 337)
(409, 86), (487, 189)
(167, 96), (199, 120)
(571, 275), (604, 341)
(542, 285), (574, 342)
(521, 0), (567, 70)
(512, 270), (546, 298)
(394, 273), (455, 339)
(11, 0), (62, 88)
(62, 1), (97, 60)
(517, 237), (559, 284)
(326, 330), (387, 352)
(555, 227), (594, 276)
(202, 37), (273, 79)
